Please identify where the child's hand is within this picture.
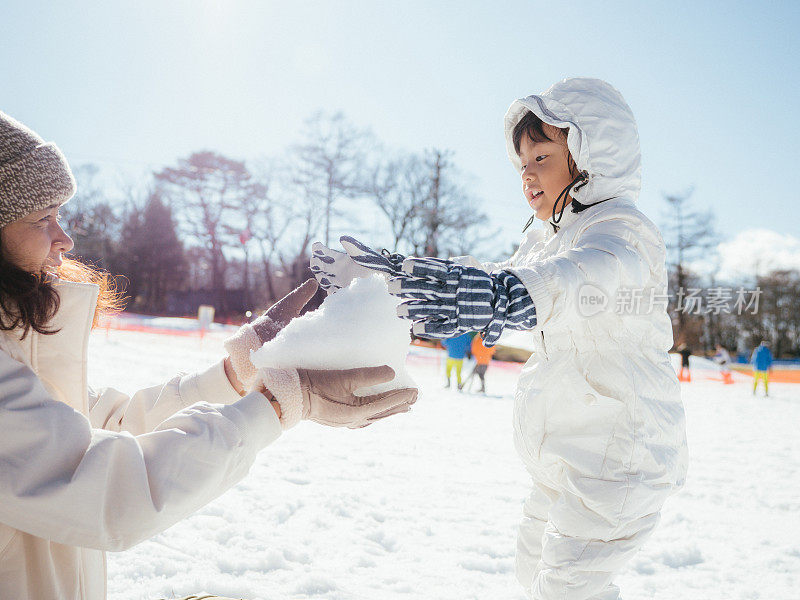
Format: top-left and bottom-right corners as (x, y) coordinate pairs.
(310, 242), (371, 294)
(338, 236), (406, 277)
(310, 237), (406, 294)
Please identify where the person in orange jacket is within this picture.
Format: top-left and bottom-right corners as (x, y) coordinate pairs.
(466, 333), (496, 393)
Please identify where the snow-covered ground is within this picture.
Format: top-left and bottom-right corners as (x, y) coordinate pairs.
(87, 329), (800, 600)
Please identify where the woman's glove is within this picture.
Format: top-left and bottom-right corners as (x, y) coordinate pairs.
(224, 279), (319, 388)
(310, 237), (405, 294)
(259, 365), (417, 429)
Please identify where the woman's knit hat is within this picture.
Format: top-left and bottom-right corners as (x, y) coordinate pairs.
(0, 111), (76, 228)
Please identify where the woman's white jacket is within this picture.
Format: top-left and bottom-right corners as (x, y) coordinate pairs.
(0, 281), (282, 599)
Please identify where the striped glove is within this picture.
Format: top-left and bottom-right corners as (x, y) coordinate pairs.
(311, 238), (406, 294)
(388, 258), (537, 345)
(340, 236), (537, 346)
(339, 236), (406, 277)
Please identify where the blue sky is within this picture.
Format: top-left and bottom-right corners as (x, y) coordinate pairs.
(1, 0), (799, 265)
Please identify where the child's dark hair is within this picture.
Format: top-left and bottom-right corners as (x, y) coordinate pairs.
(512, 111), (578, 178)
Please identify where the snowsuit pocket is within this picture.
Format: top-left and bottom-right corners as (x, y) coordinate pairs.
(536, 356), (628, 479)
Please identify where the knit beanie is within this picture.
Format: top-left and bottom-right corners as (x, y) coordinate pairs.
(0, 111), (76, 228)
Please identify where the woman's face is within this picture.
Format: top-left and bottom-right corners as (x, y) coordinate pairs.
(518, 124), (575, 221)
(1, 205), (74, 273)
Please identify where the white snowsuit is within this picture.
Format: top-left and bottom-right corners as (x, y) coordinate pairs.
(0, 280), (282, 599)
(472, 78), (689, 599)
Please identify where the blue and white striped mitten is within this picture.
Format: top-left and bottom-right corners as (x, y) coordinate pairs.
(340, 237), (537, 345)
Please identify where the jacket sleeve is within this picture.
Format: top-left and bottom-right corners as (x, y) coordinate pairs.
(88, 359), (243, 435)
(0, 352), (282, 552)
(506, 214), (658, 331)
(451, 229), (544, 273)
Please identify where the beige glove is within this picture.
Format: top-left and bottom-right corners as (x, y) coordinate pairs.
(259, 365), (417, 429)
(224, 279), (319, 388)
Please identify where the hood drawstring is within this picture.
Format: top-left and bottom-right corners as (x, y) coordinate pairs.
(522, 213), (536, 233)
(522, 171), (590, 234)
(571, 196), (615, 213)
(552, 171), (589, 225)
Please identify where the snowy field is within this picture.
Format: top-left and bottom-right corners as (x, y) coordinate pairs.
(87, 329), (800, 600)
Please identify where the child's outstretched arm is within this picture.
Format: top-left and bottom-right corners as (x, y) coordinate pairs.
(341, 209), (660, 344)
(340, 236), (537, 345)
(508, 214), (659, 331)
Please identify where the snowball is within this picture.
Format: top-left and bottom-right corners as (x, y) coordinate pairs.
(251, 275), (416, 395)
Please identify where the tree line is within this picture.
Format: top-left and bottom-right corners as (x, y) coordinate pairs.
(62, 114), (798, 358)
(662, 191), (799, 359)
(63, 112), (491, 318)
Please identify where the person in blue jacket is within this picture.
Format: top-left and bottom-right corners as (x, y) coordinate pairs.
(751, 340), (774, 396)
(441, 332), (473, 390)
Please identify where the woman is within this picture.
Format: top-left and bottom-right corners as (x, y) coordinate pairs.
(0, 111), (417, 599)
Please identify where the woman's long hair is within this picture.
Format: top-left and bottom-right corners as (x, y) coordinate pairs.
(0, 239), (125, 338)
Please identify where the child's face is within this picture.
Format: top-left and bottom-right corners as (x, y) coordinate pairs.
(518, 125), (575, 221)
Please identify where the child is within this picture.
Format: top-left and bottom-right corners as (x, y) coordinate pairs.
(751, 340), (773, 396)
(320, 78), (689, 600)
(713, 343), (733, 384)
(467, 333), (496, 393)
(441, 331), (472, 389)
(677, 342), (692, 382)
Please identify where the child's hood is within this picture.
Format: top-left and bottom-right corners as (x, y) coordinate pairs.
(504, 77), (641, 206)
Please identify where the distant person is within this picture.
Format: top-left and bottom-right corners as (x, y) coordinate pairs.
(713, 343), (733, 384)
(678, 343), (692, 382)
(465, 333), (497, 393)
(0, 111), (417, 600)
(441, 331), (472, 389)
(751, 340), (774, 396)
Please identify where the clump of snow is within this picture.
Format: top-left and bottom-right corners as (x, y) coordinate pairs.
(251, 274), (416, 395)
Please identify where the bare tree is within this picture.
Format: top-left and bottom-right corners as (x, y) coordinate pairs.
(662, 189), (717, 338)
(155, 152), (252, 312)
(60, 163), (120, 268)
(408, 149), (488, 258)
(270, 186), (318, 293)
(232, 165), (291, 303)
(225, 179), (270, 308)
(753, 269), (800, 357)
(233, 158), (324, 302)
(289, 112), (369, 247)
(365, 154), (428, 251)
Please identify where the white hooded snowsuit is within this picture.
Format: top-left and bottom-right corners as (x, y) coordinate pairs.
(472, 78), (688, 599)
(0, 280), (282, 599)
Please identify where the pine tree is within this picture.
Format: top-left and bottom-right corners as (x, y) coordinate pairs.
(118, 193), (186, 313)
